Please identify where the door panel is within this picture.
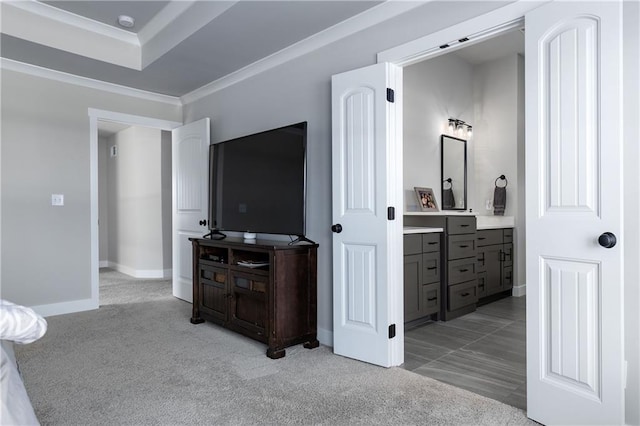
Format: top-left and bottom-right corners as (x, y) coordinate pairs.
(172, 118), (210, 302)
(331, 62), (403, 367)
(525, 2), (623, 424)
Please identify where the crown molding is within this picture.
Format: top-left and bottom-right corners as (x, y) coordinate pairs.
(180, 0), (427, 105)
(140, 1), (237, 69)
(1, 58), (181, 107)
(4, 0), (139, 45)
(1, 1), (141, 69)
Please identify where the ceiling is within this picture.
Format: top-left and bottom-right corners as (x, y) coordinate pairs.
(452, 27), (524, 65)
(2, 1), (524, 104)
(1, 1), (384, 98)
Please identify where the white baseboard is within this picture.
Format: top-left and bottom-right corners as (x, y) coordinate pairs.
(512, 284), (526, 297)
(99, 260), (109, 268)
(31, 297), (98, 318)
(107, 262), (172, 279)
(317, 326), (333, 347)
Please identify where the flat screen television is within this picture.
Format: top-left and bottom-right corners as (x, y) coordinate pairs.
(208, 121), (307, 240)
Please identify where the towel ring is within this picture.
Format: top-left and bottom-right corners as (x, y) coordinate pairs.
(443, 178), (453, 190)
(495, 175), (508, 188)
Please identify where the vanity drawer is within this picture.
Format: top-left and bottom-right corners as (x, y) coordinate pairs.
(503, 228), (513, 243)
(476, 229), (503, 246)
(448, 258), (477, 284)
(448, 234), (476, 260)
(446, 216), (476, 235)
(422, 252), (440, 284)
(403, 234), (422, 255)
(448, 280), (478, 311)
(423, 283), (440, 316)
(421, 233), (441, 253)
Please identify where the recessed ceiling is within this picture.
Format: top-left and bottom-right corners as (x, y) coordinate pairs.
(41, 1), (170, 33)
(1, 1), (386, 98)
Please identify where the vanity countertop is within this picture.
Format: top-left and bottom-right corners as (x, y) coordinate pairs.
(476, 215), (515, 230)
(403, 226), (444, 234)
(404, 211), (476, 216)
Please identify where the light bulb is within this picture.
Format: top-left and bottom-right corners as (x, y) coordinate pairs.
(467, 126), (473, 138)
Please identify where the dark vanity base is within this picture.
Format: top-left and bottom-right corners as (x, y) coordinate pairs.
(405, 313), (439, 330)
(444, 303), (476, 321)
(477, 288), (513, 307)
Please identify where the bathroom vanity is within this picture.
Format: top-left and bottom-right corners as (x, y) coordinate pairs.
(403, 213), (514, 322)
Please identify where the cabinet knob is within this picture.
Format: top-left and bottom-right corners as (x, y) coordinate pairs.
(199, 219), (207, 226)
(598, 232), (617, 248)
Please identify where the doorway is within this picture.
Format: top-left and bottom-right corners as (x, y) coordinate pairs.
(88, 109), (182, 307)
(400, 27), (526, 409)
(97, 122), (173, 304)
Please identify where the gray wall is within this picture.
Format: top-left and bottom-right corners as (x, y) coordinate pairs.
(98, 136), (109, 264)
(403, 53), (474, 212)
(623, 1), (640, 423)
(0, 69), (180, 307)
(472, 54), (520, 218)
(161, 130), (172, 271)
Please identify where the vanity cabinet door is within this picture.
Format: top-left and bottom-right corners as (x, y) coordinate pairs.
(403, 254), (423, 322)
(483, 245), (503, 296)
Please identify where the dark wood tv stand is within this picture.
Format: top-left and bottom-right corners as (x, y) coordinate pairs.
(189, 237), (319, 359)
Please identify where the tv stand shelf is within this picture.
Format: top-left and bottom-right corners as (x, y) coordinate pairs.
(189, 237), (319, 359)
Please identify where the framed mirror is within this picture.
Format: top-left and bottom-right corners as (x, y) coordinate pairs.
(441, 134), (467, 210)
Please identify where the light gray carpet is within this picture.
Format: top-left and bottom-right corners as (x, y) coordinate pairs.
(15, 269), (534, 425)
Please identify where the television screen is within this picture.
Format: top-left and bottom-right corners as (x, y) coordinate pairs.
(209, 122), (307, 237)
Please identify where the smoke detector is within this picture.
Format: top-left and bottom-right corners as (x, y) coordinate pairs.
(117, 15), (135, 29)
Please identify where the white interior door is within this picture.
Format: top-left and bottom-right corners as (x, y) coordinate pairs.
(172, 118), (210, 302)
(525, 2), (624, 424)
(331, 62), (404, 368)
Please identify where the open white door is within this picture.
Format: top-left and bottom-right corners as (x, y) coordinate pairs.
(331, 62), (404, 367)
(172, 118), (210, 302)
(525, 2), (624, 424)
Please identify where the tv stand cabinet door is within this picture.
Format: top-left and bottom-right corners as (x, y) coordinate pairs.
(228, 270), (268, 342)
(198, 264), (228, 323)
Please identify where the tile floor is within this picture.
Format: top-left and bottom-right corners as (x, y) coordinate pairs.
(402, 296), (526, 410)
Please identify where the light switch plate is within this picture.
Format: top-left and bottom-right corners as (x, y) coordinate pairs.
(52, 194), (64, 206)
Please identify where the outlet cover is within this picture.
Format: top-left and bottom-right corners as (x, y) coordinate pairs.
(51, 194), (64, 206)
(485, 199), (492, 210)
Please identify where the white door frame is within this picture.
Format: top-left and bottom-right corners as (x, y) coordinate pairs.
(374, 0), (541, 345)
(88, 108), (182, 308)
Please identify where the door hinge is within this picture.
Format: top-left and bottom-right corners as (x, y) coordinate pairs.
(387, 206), (395, 221)
(388, 324), (396, 339)
(386, 88), (395, 103)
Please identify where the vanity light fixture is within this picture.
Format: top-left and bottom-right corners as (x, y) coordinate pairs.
(447, 118), (472, 138)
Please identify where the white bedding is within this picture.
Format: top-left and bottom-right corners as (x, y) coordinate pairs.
(0, 299), (47, 426)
